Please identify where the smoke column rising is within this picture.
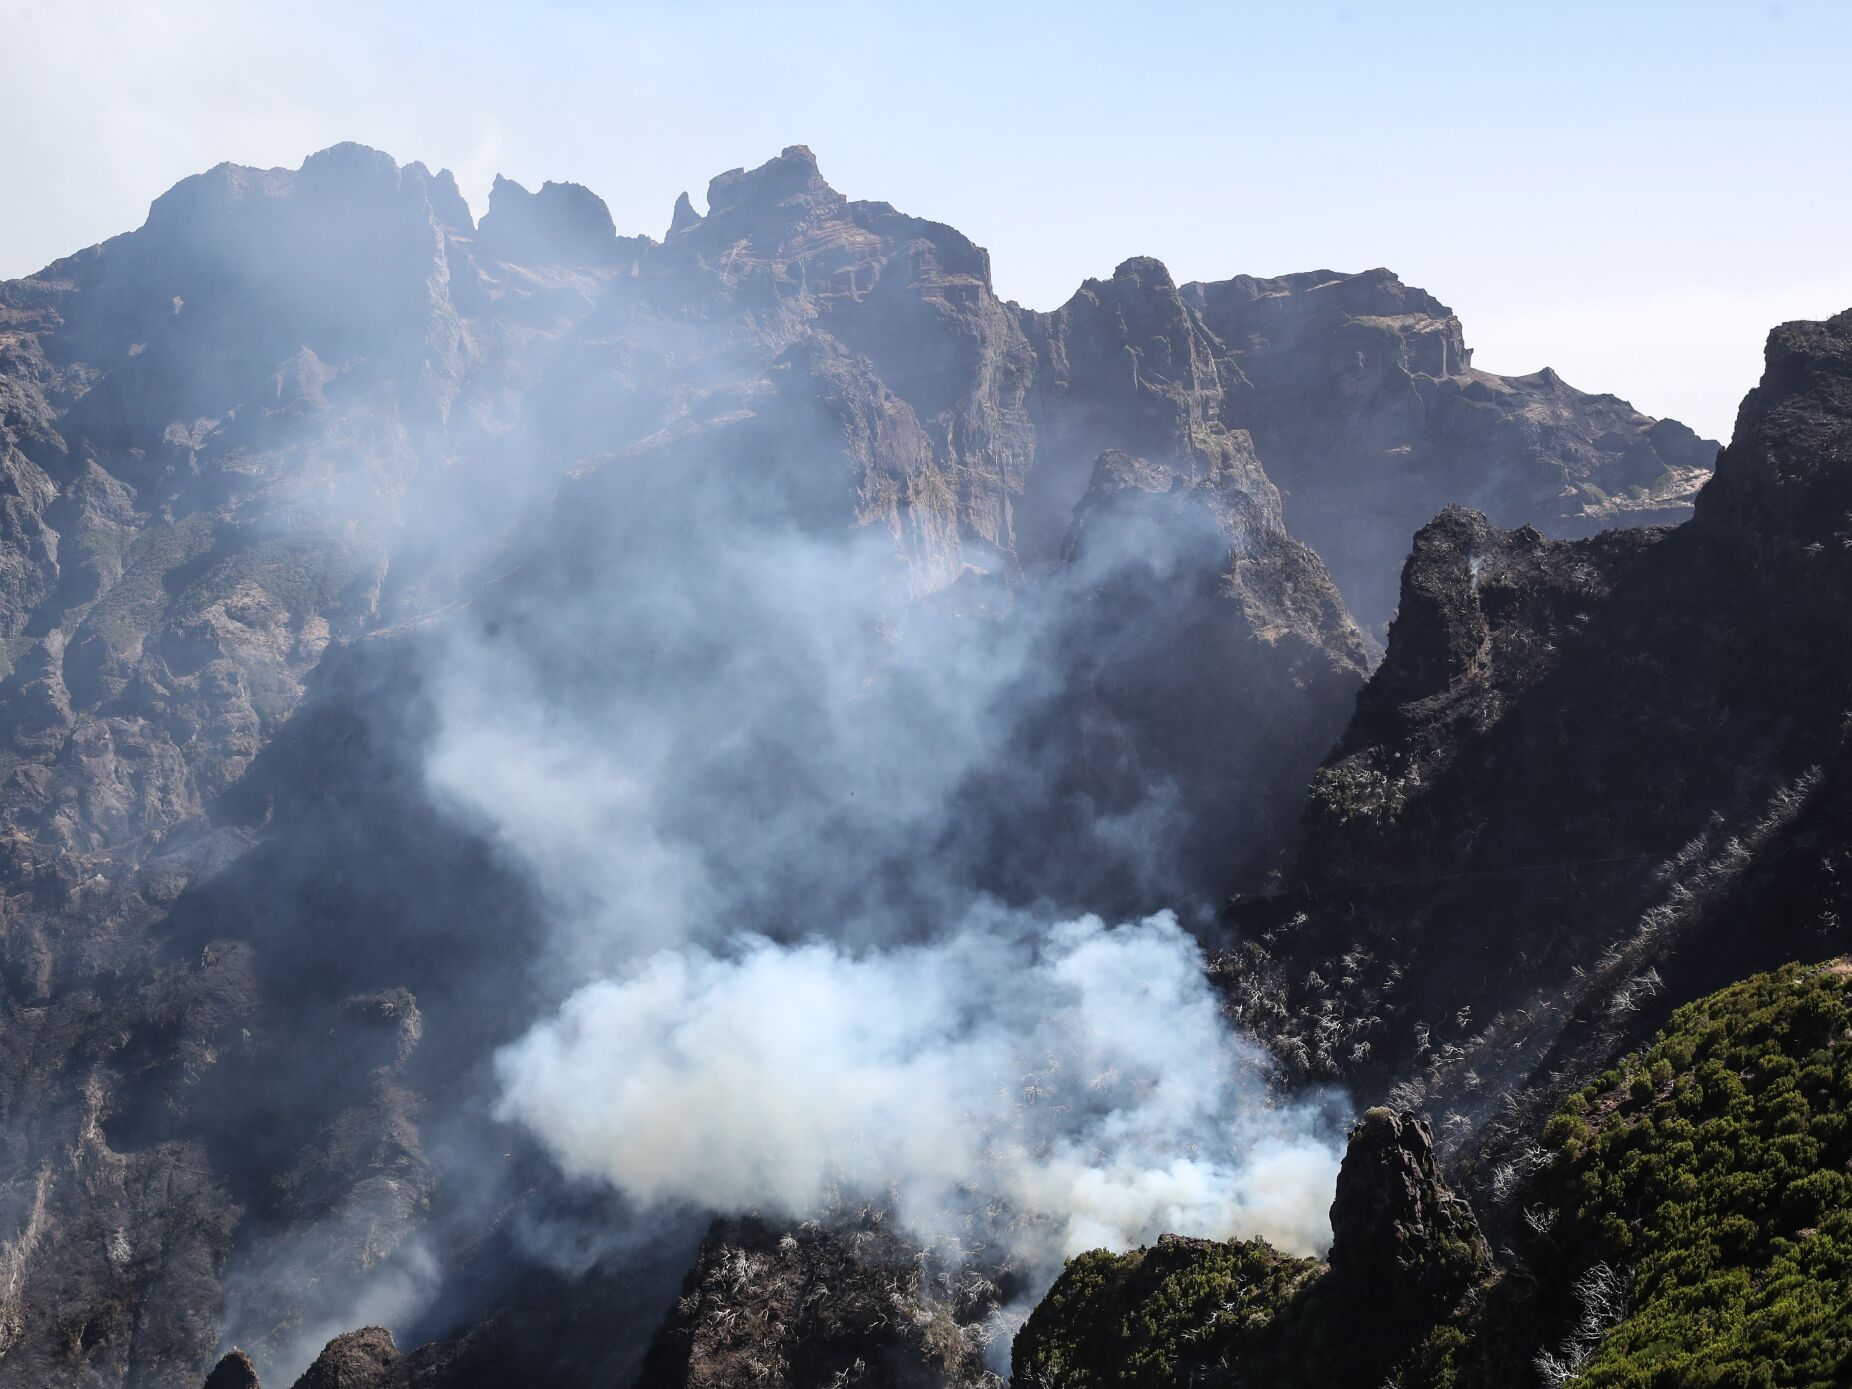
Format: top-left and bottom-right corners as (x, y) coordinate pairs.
(416, 424), (1351, 1304)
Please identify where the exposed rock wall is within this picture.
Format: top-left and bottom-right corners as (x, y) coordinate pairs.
(0, 140), (1720, 1387)
(1216, 311), (1852, 1174)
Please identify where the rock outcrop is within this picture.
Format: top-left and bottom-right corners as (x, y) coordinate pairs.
(289, 1328), (401, 1389)
(201, 1352), (260, 1389)
(475, 175), (644, 269)
(1012, 1106), (1490, 1389)
(1326, 1108), (1491, 1316)
(634, 1217), (997, 1389)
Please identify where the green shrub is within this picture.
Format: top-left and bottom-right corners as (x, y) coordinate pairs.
(1526, 961), (1852, 1388)
(1011, 1237), (1320, 1388)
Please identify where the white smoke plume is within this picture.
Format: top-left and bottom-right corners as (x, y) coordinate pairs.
(412, 351), (1353, 1316)
(494, 909), (1343, 1266)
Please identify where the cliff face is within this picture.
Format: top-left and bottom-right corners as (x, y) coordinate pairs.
(1183, 269), (1715, 636)
(1217, 310), (1852, 1178)
(0, 139), (1724, 1389)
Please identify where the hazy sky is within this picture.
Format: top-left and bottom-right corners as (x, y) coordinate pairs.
(5, 0), (1848, 440)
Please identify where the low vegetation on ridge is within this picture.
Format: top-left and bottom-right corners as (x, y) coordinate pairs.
(1012, 960), (1852, 1389)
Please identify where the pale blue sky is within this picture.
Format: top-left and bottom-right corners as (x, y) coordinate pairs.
(5, 0), (1848, 439)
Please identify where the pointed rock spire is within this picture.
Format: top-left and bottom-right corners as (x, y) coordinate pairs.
(1327, 1107), (1492, 1315)
(668, 190), (702, 236)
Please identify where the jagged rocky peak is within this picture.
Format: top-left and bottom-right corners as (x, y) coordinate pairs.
(1359, 504), (1532, 707)
(408, 161), (474, 234)
(667, 189), (702, 235)
(640, 139), (1012, 403)
(201, 1350), (261, 1389)
(1176, 263), (1719, 635)
(1295, 497), (1668, 897)
(703, 142), (841, 224)
(25, 140), (476, 434)
(1695, 308), (1852, 579)
(660, 141), (1001, 305)
(1326, 1107), (1491, 1314)
(142, 142), (471, 250)
(1017, 254), (1242, 560)
(476, 172), (642, 267)
(1099, 253), (1180, 294)
(1069, 255), (1235, 416)
(1186, 265), (1469, 378)
(1055, 255), (1212, 362)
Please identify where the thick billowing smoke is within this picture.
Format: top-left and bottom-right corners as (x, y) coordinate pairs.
(495, 910), (1342, 1264)
(416, 412), (1350, 1301)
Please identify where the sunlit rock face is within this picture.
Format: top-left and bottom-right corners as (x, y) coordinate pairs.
(1183, 267), (1717, 639)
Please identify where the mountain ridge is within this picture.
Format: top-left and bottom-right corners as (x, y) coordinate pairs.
(0, 142), (1765, 1389)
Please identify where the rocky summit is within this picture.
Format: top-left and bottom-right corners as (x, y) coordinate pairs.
(0, 137), (1845, 1389)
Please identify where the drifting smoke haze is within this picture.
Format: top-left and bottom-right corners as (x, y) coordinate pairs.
(0, 132), (1386, 1384)
(415, 411), (1350, 1314)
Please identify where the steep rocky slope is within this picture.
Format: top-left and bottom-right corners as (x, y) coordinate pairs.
(0, 139), (1722, 1389)
(1217, 309), (1852, 1183)
(1183, 269), (1716, 635)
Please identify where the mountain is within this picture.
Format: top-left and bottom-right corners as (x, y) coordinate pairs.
(1010, 308), (1852, 1388)
(1216, 308), (1852, 1169)
(0, 140), (1732, 1389)
(1179, 269), (1717, 638)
